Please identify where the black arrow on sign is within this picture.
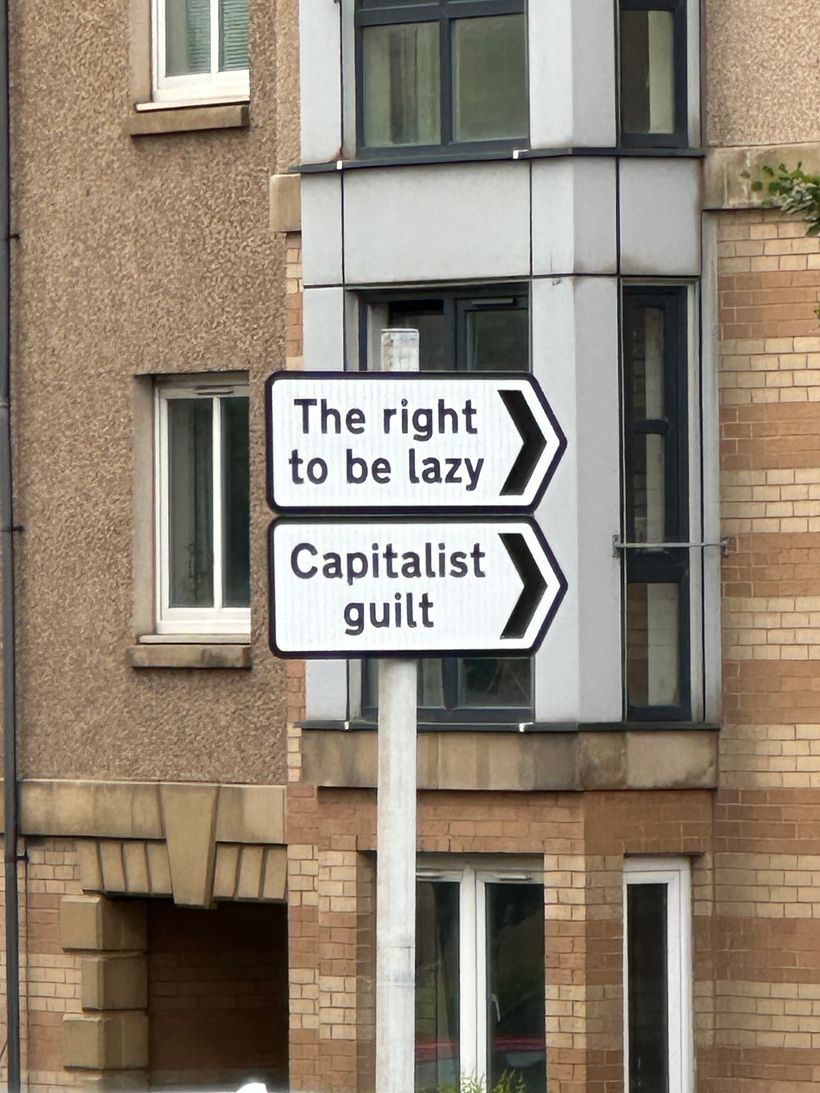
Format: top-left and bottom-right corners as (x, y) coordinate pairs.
(499, 532), (547, 639)
(499, 389), (547, 496)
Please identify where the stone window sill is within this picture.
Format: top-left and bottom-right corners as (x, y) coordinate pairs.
(128, 640), (252, 669)
(126, 101), (249, 137)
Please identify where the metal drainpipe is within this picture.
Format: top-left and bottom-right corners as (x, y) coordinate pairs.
(0, 0), (21, 1081)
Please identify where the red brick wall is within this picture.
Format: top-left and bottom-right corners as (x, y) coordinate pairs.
(147, 900), (289, 1090)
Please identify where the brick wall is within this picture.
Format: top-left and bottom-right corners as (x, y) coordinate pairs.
(710, 208), (820, 1090)
(147, 900), (289, 1090)
(287, 785), (718, 1093)
(0, 838), (85, 1091)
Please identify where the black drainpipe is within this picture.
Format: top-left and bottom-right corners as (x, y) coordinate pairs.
(0, 0), (21, 1081)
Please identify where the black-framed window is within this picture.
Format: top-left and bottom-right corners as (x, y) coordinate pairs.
(356, 0), (529, 156)
(619, 0), (687, 147)
(622, 285), (690, 720)
(361, 286), (532, 721)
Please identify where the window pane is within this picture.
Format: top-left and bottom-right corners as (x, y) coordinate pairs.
(629, 305), (665, 419)
(221, 397), (250, 608)
(416, 881), (460, 1091)
(626, 582), (680, 707)
(453, 15), (528, 143)
(461, 658), (530, 707)
(364, 660), (445, 710)
(388, 302), (450, 370)
(165, 0), (211, 76)
(466, 307), (528, 372)
(627, 883), (669, 1093)
(168, 399), (214, 607)
(486, 883), (546, 1093)
(621, 9), (675, 135)
(363, 23), (441, 147)
(630, 432), (666, 543)
(220, 0), (249, 70)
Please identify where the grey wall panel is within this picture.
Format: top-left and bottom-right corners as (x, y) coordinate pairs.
(571, 0), (618, 147)
(531, 158), (617, 275)
(303, 287), (346, 371)
(620, 159), (702, 275)
(299, 0), (342, 163)
(531, 278), (580, 720)
(529, 0), (573, 147)
(573, 277), (622, 721)
(342, 163), (531, 284)
(531, 161), (575, 274)
(302, 174), (343, 287)
(306, 660), (349, 720)
(573, 158), (617, 273)
(532, 277), (622, 722)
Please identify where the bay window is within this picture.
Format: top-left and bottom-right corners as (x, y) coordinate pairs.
(357, 0), (528, 154)
(361, 286), (531, 720)
(622, 285), (692, 720)
(619, 0), (687, 146)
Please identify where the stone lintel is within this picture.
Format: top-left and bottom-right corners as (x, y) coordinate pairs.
(300, 729), (719, 792)
(705, 140), (820, 210)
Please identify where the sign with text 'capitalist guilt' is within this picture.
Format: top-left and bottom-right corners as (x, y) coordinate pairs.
(266, 371), (566, 513)
(268, 517), (567, 658)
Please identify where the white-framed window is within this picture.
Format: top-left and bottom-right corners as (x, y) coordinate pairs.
(155, 378), (250, 636)
(153, 0), (250, 103)
(415, 859), (545, 1092)
(623, 857), (692, 1093)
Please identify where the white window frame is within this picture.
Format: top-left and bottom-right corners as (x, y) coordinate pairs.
(152, 0), (250, 104)
(154, 379), (250, 637)
(417, 858), (545, 1085)
(623, 857), (693, 1093)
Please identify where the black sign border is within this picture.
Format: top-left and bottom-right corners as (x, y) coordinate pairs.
(264, 369), (567, 516)
(267, 515), (568, 660)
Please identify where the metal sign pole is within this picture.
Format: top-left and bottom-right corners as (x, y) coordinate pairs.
(375, 329), (419, 1093)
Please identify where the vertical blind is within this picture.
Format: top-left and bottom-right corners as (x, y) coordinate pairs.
(220, 0), (249, 71)
(165, 0), (248, 76)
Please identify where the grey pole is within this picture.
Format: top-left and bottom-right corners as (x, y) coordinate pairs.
(375, 329), (419, 1093)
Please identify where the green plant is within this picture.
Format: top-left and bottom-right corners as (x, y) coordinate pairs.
(744, 161), (820, 236)
(741, 162), (820, 322)
(419, 1071), (527, 1093)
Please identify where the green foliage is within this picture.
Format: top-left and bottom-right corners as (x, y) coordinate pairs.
(420, 1072), (526, 1093)
(743, 162), (820, 237)
(741, 162), (820, 323)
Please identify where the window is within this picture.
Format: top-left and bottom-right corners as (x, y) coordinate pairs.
(361, 286), (531, 720)
(623, 858), (692, 1093)
(621, 285), (691, 720)
(619, 0), (686, 146)
(155, 379), (250, 635)
(356, 0), (528, 154)
(416, 861), (545, 1092)
(153, 0), (249, 103)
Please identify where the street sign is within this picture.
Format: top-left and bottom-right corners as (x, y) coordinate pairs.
(266, 371), (566, 513)
(268, 517), (567, 658)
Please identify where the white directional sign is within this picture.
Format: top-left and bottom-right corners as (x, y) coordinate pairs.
(266, 371), (566, 512)
(268, 517), (567, 658)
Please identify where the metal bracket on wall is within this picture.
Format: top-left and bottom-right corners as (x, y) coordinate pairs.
(611, 535), (731, 558)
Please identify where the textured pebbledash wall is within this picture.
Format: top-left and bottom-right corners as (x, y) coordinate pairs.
(6, 0), (299, 783)
(705, 0), (820, 146)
